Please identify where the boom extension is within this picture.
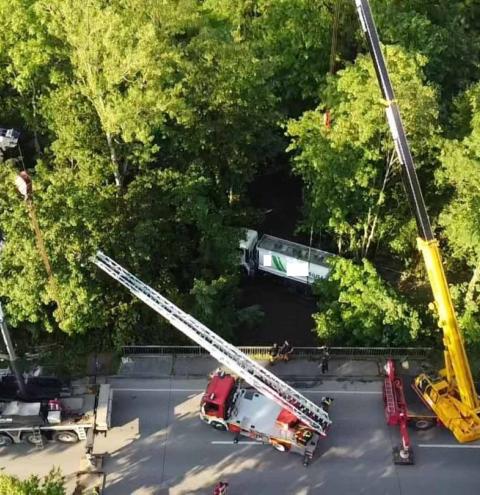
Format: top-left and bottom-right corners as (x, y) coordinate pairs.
(93, 251), (331, 435)
(355, 0), (480, 442)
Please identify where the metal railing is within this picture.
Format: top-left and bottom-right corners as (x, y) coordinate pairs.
(122, 345), (432, 359)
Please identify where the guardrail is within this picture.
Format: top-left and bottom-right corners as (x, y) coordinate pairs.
(122, 345), (432, 359)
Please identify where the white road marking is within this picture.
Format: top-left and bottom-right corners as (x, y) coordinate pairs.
(211, 441), (261, 445)
(418, 444), (480, 449)
(112, 388), (381, 394)
(113, 388), (203, 392)
(307, 390), (381, 395)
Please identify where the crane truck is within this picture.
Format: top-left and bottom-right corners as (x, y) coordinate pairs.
(354, 0), (480, 463)
(93, 251), (332, 465)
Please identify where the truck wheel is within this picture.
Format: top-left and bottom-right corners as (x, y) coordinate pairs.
(22, 432), (46, 446)
(0, 434), (13, 447)
(53, 431), (79, 443)
(272, 442), (288, 452)
(210, 421), (227, 431)
(413, 419), (435, 431)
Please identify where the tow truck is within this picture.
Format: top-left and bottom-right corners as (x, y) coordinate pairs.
(93, 252), (332, 465)
(354, 0), (480, 463)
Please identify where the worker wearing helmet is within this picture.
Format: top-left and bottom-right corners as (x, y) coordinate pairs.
(269, 343), (279, 363)
(279, 340), (293, 361)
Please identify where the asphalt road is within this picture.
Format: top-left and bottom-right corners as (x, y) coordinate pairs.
(1, 376), (478, 494)
(95, 378), (480, 495)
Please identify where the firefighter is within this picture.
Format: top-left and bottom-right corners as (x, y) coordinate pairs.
(321, 396), (334, 413)
(269, 342), (279, 363)
(295, 426), (314, 446)
(279, 340), (293, 361)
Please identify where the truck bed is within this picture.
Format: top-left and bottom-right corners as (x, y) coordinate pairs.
(59, 394), (96, 424)
(400, 376), (436, 420)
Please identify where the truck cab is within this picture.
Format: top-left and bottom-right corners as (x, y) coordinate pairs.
(200, 372), (238, 427)
(239, 229), (258, 276)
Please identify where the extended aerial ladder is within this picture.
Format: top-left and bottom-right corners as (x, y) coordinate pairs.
(355, 0), (480, 444)
(93, 251), (331, 435)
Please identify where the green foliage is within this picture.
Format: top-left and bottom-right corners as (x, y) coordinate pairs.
(0, 0), (265, 343)
(0, 468), (65, 495)
(370, 0), (480, 99)
(437, 83), (480, 343)
(313, 258), (422, 346)
(0, 0), (479, 353)
(288, 45), (440, 258)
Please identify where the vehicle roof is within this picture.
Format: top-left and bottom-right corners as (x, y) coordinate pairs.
(257, 234), (333, 266)
(229, 389), (300, 440)
(204, 373), (236, 405)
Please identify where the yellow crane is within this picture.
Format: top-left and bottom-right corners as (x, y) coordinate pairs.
(354, 0), (480, 442)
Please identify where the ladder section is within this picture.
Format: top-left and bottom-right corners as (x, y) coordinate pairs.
(32, 427), (44, 449)
(93, 251), (331, 435)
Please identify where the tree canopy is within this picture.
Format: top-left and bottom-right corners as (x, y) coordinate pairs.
(0, 0), (479, 351)
(0, 469), (65, 495)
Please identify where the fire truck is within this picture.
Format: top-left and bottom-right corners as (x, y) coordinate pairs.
(94, 252), (332, 465)
(355, 0), (480, 464)
(200, 370), (328, 458)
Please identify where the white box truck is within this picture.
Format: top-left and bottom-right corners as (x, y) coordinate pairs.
(240, 229), (332, 285)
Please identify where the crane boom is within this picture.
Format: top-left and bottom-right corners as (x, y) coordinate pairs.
(93, 251), (331, 435)
(355, 0), (480, 442)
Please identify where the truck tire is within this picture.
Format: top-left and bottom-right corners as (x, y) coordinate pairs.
(272, 442), (289, 452)
(0, 434), (13, 447)
(53, 431), (79, 443)
(22, 431), (47, 446)
(413, 418), (435, 431)
(210, 421), (227, 431)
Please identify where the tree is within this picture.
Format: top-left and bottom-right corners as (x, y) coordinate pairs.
(437, 83), (480, 343)
(287, 45), (440, 259)
(313, 257), (422, 346)
(0, 0), (258, 342)
(0, 469), (65, 495)
(206, 0), (353, 116)
(0, 0), (62, 154)
(370, 0), (480, 100)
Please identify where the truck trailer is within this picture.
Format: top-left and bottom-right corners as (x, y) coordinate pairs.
(0, 382), (112, 448)
(240, 229), (333, 285)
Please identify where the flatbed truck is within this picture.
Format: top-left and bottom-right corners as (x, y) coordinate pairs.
(0, 382), (111, 448)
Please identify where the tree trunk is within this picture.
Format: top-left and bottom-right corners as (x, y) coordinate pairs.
(465, 263), (480, 304)
(30, 84), (42, 154)
(363, 152), (395, 257)
(106, 131), (123, 189)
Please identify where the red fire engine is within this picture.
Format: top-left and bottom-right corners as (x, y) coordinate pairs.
(200, 371), (322, 463)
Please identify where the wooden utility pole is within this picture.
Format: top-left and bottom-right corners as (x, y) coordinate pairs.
(15, 171), (64, 319)
(0, 302), (27, 398)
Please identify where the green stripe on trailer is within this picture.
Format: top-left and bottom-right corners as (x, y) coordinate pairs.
(272, 255), (286, 273)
